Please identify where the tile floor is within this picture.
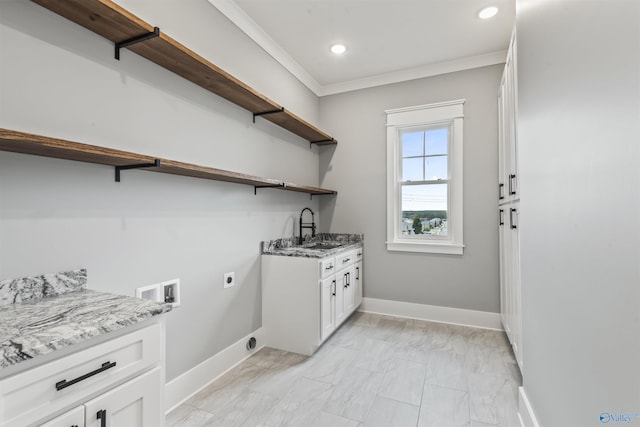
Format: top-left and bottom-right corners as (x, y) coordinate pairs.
(166, 312), (522, 427)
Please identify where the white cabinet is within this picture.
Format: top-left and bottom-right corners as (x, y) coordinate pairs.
(0, 323), (165, 427)
(499, 203), (522, 369)
(320, 276), (336, 342)
(498, 28), (523, 370)
(84, 368), (162, 427)
(498, 30), (519, 204)
(262, 245), (363, 355)
(354, 260), (363, 308)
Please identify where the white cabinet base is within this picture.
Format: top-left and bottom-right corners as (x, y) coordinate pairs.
(262, 247), (363, 356)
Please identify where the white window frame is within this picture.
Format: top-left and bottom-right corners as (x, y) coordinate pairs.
(386, 99), (465, 255)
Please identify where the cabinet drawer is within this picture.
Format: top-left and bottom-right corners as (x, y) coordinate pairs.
(0, 323), (161, 427)
(335, 250), (355, 270)
(354, 247), (363, 262)
(319, 257), (336, 278)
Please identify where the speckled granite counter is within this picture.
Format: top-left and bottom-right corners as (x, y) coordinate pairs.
(0, 269), (171, 370)
(262, 233), (363, 258)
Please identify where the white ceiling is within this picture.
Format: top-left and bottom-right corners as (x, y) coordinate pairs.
(208, 0), (515, 96)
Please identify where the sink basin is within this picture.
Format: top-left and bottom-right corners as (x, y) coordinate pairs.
(303, 242), (344, 250)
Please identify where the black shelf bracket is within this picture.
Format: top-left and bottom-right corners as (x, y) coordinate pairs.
(310, 138), (335, 145)
(115, 27), (161, 60)
(254, 182), (285, 195)
(115, 159), (160, 182)
(253, 108), (285, 123)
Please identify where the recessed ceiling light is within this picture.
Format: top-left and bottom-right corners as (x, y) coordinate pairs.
(478, 6), (499, 19)
(330, 44), (347, 55)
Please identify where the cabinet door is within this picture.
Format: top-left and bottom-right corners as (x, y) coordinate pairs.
(84, 368), (162, 427)
(39, 406), (84, 427)
(320, 277), (336, 342)
(509, 204), (523, 368)
(342, 265), (355, 316)
(334, 270), (346, 326)
(498, 79), (507, 202)
(354, 261), (363, 308)
(499, 208), (511, 338)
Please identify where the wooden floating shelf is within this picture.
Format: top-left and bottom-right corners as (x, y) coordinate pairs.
(30, 0), (337, 146)
(0, 129), (337, 197)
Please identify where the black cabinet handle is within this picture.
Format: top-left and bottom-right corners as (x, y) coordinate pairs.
(356, 267), (360, 280)
(97, 409), (107, 427)
(332, 279), (336, 296)
(510, 208), (517, 229)
(499, 209), (504, 226)
(509, 174), (516, 195)
(325, 265), (334, 270)
(499, 183), (505, 200)
(56, 361), (117, 391)
(343, 258), (350, 264)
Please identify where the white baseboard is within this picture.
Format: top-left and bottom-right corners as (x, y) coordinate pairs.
(359, 297), (503, 330)
(164, 327), (265, 414)
(519, 387), (540, 427)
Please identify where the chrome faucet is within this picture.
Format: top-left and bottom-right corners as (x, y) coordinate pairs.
(299, 207), (316, 244)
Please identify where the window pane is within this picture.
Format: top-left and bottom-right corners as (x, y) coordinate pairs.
(425, 128), (448, 155)
(400, 184), (448, 236)
(402, 157), (423, 181)
(425, 156), (448, 180)
(402, 131), (423, 157)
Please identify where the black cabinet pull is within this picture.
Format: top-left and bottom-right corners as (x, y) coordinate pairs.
(332, 279), (336, 296)
(499, 209), (504, 226)
(510, 208), (517, 229)
(509, 174), (517, 195)
(325, 265), (333, 271)
(356, 267), (360, 280)
(56, 361), (117, 391)
(499, 183), (505, 200)
(97, 409), (107, 427)
(342, 258), (350, 264)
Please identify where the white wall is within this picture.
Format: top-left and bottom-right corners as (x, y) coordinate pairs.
(318, 65), (503, 313)
(0, 0), (322, 381)
(516, 1), (640, 425)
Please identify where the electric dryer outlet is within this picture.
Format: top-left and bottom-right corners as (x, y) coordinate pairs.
(224, 272), (235, 288)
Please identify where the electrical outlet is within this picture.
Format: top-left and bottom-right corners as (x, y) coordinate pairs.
(224, 272), (235, 288)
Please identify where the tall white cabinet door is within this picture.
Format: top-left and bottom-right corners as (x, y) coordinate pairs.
(354, 261), (363, 308)
(39, 406), (84, 427)
(320, 277), (336, 342)
(509, 204), (523, 368)
(84, 368), (162, 427)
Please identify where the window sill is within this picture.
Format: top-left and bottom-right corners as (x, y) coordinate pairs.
(386, 241), (464, 255)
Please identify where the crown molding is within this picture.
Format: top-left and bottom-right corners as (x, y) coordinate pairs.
(208, 0), (507, 97)
(320, 51), (507, 96)
(207, 0), (323, 95)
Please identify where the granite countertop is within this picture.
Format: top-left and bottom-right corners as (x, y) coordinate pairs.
(0, 269), (171, 370)
(262, 233), (363, 258)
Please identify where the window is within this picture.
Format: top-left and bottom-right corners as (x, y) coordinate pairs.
(386, 100), (464, 254)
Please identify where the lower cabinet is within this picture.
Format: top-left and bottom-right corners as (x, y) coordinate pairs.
(83, 368), (162, 427)
(262, 246), (363, 355)
(0, 322), (165, 427)
(38, 368), (161, 427)
(500, 202), (522, 369)
(354, 260), (363, 309)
